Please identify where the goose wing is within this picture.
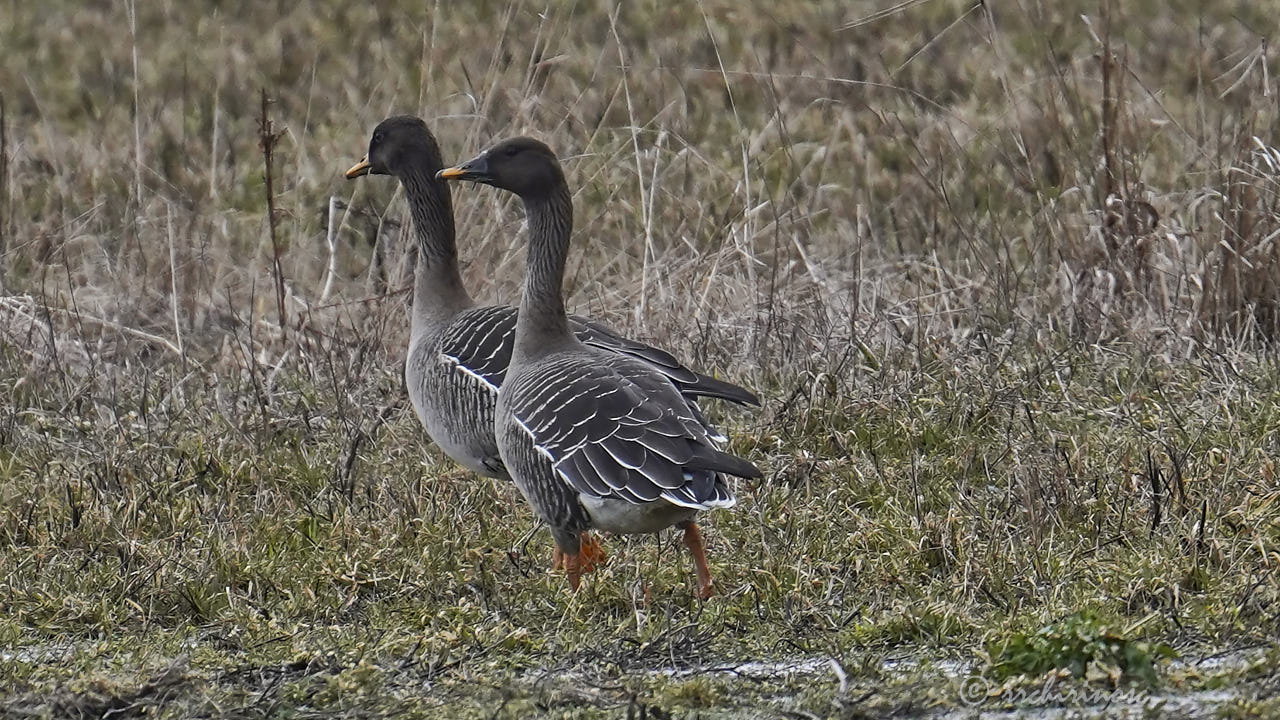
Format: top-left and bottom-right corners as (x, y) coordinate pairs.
(571, 315), (761, 407)
(437, 307), (760, 407)
(507, 355), (761, 510)
(437, 305), (517, 391)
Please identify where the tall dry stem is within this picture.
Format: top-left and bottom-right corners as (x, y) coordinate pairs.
(258, 88), (287, 331)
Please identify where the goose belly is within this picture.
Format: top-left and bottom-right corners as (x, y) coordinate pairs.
(578, 495), (698, 534)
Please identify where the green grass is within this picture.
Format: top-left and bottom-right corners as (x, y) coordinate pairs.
(984, 611), (1177, 684)
(4, 339), (1279, 715)
(5, 0), (1280, 716)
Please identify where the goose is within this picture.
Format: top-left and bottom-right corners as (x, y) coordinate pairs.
(438, 137), (761, 598)
(344, 116), (757, 483)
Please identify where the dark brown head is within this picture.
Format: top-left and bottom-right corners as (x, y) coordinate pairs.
(345, 115), (444, 180)
(436, 137), (565, 199)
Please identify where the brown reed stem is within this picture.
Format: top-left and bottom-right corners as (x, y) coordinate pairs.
(258, 88), (287, 331)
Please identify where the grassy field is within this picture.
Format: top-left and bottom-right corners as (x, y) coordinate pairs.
(4, 0), (1280, 717)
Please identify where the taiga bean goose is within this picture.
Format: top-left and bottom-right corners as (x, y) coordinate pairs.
(438, 137), (761, 598)
(345, 116), (757, 482)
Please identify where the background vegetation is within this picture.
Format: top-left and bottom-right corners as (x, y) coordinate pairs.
(3, 0), (1280, 716)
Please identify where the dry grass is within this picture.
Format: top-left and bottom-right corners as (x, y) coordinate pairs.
(4, 0), (1280, 717)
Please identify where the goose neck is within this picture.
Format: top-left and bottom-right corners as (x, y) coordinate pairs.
(513, 185), (576, 363)
(400, 166), (472, 333)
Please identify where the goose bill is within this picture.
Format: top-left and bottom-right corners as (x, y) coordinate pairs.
(345, 157), (372, 178)
(437, 156), (492, 183)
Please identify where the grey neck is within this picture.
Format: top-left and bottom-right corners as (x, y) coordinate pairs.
(400, 166), (473, 336)
(513, 184), (578, 364)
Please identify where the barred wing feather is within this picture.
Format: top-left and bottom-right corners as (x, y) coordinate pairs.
(507, 356), (761, 511)
(435, 306), (515, 390)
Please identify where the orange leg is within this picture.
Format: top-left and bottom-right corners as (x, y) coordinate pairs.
(579, 532), (607, 570)
(682, 523), (715, 599)
(554, 532), (608, 592)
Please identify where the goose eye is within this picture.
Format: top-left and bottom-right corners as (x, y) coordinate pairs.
(373, 132), (384, 144)
(503, 145), (519, 158)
